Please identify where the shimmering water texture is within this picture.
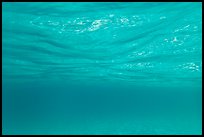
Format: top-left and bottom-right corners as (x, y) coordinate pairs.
(2, 2), (202, 135)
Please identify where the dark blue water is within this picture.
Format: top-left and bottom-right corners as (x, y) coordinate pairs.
(2, 2), (202, 135)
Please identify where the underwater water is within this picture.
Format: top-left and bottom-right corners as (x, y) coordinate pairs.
(2, 2), (202, 135)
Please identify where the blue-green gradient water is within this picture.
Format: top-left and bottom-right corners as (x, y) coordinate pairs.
(2, 2), (202, 135)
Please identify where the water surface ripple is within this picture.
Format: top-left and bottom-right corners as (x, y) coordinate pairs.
(2, 2), (202, 87)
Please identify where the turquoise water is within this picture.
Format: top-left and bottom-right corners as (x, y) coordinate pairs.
(2, 2), (202, 135)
